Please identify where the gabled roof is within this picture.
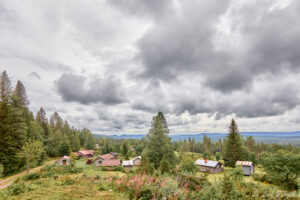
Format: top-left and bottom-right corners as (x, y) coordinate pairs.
(195, 159), (220, 168)
(236, 161), (253, 166)
(58, 155), (70, 161)
(101, 159), (121, 167)
(99, 153), (115, 160)
(78, 150), (95, 155)
(122, 160), (133, 166)
(132, 156), (141, 161)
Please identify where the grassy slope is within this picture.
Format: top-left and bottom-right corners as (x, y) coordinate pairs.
(6, 159), (128, 200)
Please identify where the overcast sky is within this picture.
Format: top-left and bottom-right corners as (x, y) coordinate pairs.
(1, 0), (300, 135)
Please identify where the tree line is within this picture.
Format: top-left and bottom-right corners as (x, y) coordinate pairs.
(0, 71), (95, 175)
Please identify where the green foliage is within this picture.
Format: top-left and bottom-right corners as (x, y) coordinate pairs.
(84, 130), (96, 150)
(180, 157), (198, 175)
(261, 150), (300, 190)
(17, 140), (44, 174)
(6, 182), (34, 196)
(215, 152), (221, 161)
(144, 112), (176, 170)
(203, 151), (211, 159)
(221, 174), (240, 199)
(138, 155), (155, 175)
(58, 140), (71, 156)
(223, 119), (244, 167)
(22, 172), (40, 181)
(0, 163), (3, 177)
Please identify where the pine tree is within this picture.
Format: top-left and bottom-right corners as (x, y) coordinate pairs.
(0, 72), (28, 174)
(144, 112), (176, 169)
(157, 111), (169, 134)
(245, 136), (255, 152)
(0, 71), (11, 101)
(84, 133), (96, 150)
(58, 140), (71, 156)
(223, 119), (244, 167)
(14, 81), (29, 109)
(122, 141), (129, 156)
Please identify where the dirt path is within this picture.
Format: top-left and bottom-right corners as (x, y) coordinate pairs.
(0, 160), (55, 190)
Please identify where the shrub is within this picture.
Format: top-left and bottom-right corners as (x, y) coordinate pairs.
(7, 182), (34, 196)
(22, 172), (40, 181)
(0, 163), (3, 178)
(180, 157), (198, 175)
(178, 174), (209, 191)
(59, 176), (77, 186)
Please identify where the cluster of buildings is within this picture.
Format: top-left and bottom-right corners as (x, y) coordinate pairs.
(57, 150), (254, 176)
(57, 150), (141, 168)
(194, 158), (255, 176)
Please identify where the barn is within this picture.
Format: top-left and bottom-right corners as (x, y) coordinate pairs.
(195, 159), (224, 173)
(57, 156), (70, 166)
(236, 161), (254, 176)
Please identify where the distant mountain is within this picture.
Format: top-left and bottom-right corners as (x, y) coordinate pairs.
(93, 131), (300, 145)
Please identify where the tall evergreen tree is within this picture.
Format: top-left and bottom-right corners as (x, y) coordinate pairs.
(144, 112), (176, 170)
(223, 119), (244, 167)
(0, 72), (27, 174)
(157, 111), (169, 134)
(0, 71), (11, 101)
(84, 132), (96, 150)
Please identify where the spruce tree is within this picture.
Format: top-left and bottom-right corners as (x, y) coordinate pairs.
(223, 119), (244, 167)
(144, 112), (176, 170)
(0, 72), (27, 174)
(157, 111), (169, 134)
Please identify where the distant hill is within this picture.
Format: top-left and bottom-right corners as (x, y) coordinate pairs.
(93, 131), (300, 145)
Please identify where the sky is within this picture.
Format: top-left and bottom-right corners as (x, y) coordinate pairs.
(1, 0), (300, 135)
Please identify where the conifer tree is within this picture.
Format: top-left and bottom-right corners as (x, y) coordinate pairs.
(0, 72), (27, 174)
(84, 132), (96, 150)
(157, 111), (169, 134)
(223, 119), (244, 167)
(144, 112), (176, 170)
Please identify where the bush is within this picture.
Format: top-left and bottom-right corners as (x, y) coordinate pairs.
(40, 164), (82, 177)
(7, 182), (34, 196)
(0, 163), (3, 177)
(22, 173), (40, 181)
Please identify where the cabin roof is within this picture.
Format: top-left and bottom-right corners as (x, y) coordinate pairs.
(195, 159), (220, 168)
(98, 153), (115, 160)
(78, 150), (95, 155)
(101, 159), (121, 167)
(236, 161), (253, 166)
(132, 156), (141, 161)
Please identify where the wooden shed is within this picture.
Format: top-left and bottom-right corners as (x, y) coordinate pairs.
(57, 156), (70, 166)
(236, 161), (254, 176)
(132, 156), (141, 166)
(195, 159), (224, 173)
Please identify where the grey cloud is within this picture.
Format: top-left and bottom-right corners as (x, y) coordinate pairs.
(56, 73), (125, 105)
(136, 0), (300, 93)
(107, 0), (174, 20)
(28, 72), (41, 79)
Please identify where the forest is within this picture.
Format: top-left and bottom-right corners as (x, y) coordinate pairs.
(0, 70), (300, 199)
(0, 71), (96, 175)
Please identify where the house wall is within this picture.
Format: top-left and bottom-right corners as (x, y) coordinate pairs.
(57, 159), (70, 166)
(242, 166), (251, 175)
(94, 158), (103, 167)
(133, 159), (141, 166)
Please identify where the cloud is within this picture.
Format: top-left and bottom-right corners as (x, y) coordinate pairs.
(107, 0), (174, 20)
(56, 73), (125, 105)
(136, 0), (300, 93)
(28, 72), (41, 79)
